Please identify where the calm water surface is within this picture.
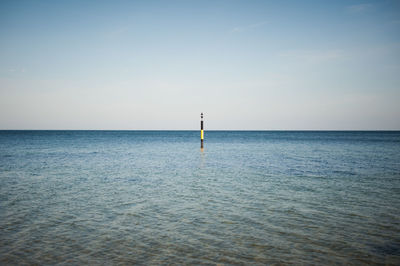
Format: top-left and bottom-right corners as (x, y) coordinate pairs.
(0, 131), (399, 265)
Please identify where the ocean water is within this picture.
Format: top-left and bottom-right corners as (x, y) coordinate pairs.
(0, 130), (399, 265)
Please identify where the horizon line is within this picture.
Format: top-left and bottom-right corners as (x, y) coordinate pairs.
(1, 129), (399, 132)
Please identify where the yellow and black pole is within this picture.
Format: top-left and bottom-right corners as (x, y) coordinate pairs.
(200, 112), (204, 149)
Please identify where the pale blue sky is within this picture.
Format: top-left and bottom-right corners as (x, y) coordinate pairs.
(1, 0), (399, 129)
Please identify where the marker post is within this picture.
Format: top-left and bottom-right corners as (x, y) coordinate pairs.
(200, 113), (204, 149)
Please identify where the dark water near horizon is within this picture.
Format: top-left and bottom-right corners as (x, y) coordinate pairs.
(1, 130), (400, 265)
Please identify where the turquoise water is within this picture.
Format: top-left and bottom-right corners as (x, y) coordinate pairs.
(0, 131), (399, 264)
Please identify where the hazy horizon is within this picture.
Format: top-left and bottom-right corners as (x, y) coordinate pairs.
(1, 0), (399, 130)
(1, 129), (400, 132)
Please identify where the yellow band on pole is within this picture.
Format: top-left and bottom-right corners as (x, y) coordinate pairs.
(201, 129), (204, 140)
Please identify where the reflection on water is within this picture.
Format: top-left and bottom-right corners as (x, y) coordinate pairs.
(0, 131), (399, 264)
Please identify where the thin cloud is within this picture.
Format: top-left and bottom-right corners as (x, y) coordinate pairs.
(8, 68), (25, 73)
(346, 3), (373, 13)
(230, 21), (268, 33)
(279, 49), (344, 63)
(106, 26), (129, 39)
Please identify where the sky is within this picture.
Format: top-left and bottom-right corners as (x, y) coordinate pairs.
(0, 0), (399, 130)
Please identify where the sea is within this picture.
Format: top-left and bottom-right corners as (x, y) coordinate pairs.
(0, 130), (399, 265)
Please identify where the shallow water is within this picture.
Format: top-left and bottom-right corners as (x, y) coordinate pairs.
(1, 131), (399, 264)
